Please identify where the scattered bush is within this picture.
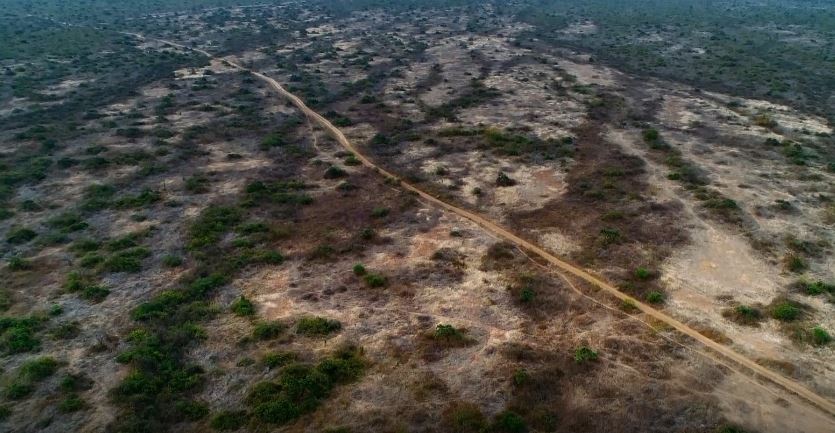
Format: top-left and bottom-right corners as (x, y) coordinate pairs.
(263, 351), (297, 369)
(573, 346), (598, 364)
(253, 321), (284, 340)
(246, 346), (364, 425)
(496, 172), (516, 187)
(7, 256), (31, 271)
(370, 207), (389, 218)
(6, 227), (37, 244)
(634, 267), (652, 280)
(175, 400), (209, 421)
(20, 356), (59, 381)
(352, 264), (366, 276)
(58, 394), (87, 413)
(512, 369), (530, 386)
(324, 165), (348, 179)
(162, 254), (183, 267)
(491, 410), (527, 433)
(358, 270), (385, 287)
(432, 324), (472, 347)
(645, 291), (665, 304)
(783, 253), (807, 273)
(210, 410), (248, 431)
(103, 247), (151, 273)
(442, 402), (486, 433)
(811, 327), (832, 346)
(296, 316), (341, 337)
(231, 296), (255, 317)
(771, 301), (801, 321)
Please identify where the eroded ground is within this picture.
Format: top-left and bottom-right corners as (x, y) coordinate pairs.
(1, 3), (833, 433)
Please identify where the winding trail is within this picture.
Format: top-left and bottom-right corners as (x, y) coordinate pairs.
(137, 34), (835, 418)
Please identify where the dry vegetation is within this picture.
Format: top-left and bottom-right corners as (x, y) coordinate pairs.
(1, 1), (834, 433)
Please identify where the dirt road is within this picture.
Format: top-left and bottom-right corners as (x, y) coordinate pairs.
(140, 35), (835, 419)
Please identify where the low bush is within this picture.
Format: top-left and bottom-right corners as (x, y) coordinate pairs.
(246, 346), (364, 425)
(491, 410), (527, 433)
(162, 254), (183, 267)
(0, 316), (43, 354)
(432, 324), (472, 347)
(7, 256), (31, 271)
(175, 400), (209, 421)
(811, 327), (832, 346)
(253, 321), (285, 340)
(58, 394), (87, 413)
(296, 316), (341, 337)
(263, 351), (297, 369)
(210, 410), (248, 431)
(645, 291), (665, 304)
(230, 296), (255, 317)
(20, 356), (59, 381)
(352, 264), (366, 276)
(363, 273), (387, 288)
(573, 346), (598, 364)
(6, 227), (37, 244)
(771, 301), (801, 321)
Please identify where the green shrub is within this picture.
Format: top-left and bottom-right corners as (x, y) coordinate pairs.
(79, 253), (104, 268)
(812, 327), (832, 346)
(47, 212), (88, 233)
(803, 281), (834, 296)
(114, 189), (161, 209)
(324, 165), (348, 179)
(0, 404), (10, 420)
(442, 402), (486, 432)
(59, 373), (93, 392)
(645, 291), (665, 303)
(261, 133), (285, 149)
(573, 346), (598, 364)
(81, 285), (110, 303)
(491, 410), (527, 433)
(263, 351), (297, 369)
(162, 254), (183, 267)
(185, 175), (210, 194)
(103, 247), (151, 273)
(634, 267), (652, 280)
(210, 410), (248, 431)
(7, 256), (32, 271)
(51, 321), (80, 340)
(0, 316), (42, 354)
(370, 207), (389, 218)
(253, 321), (284, 340)
(598, 228), (621, 245)
(247, 346), (364, 425)
(771, 302), (801, 321)
(296, 316), (341, 337)
(230, 296), (255, 317)
(783, 254), (807, 273)
(0, 290), (10, 312)
(519, 287), (536, 303)
(6, 227), (37, 244)
(642, 128), (660, 143)
(58, 394), (86, 413)
(188, 206), (242, 250)
(432, 324), (472, 347)
(363, 272), (387, 288)
(5, 382), (32, 400)
(352, 264), (366, 276)
(20, 356), (59, 381)
(512, 369), (530, 386)
(175, 400), (209, 421)
(496, 172), (516, 187)
(81, 184), (116, 211)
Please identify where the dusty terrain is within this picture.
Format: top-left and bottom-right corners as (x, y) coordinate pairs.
(0, 2), (833, 433)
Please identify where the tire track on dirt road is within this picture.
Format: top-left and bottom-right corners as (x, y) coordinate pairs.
(138, 34), (835, 419)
